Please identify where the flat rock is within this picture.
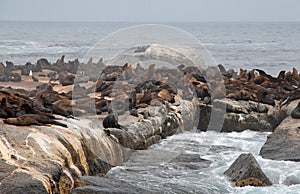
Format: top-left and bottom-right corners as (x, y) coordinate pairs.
(72, 176), (151, 194)
(224, 153), (272, 187)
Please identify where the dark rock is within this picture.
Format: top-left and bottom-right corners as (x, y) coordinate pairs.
(161, 113), (180, 138)
(0, 159), (17, 182)
(170, 153), (212, 170)
(0, 171), (49, 194)
(224, 153), (272, 187)
(260, 117), (300, 161)
(72, 176), (151, 194)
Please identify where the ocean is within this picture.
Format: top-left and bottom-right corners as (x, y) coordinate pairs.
(0, 21), (299, 75)
(1, 21), (300, 193)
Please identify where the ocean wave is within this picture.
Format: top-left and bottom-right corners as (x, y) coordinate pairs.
(0, 39), (38, 46)
(226, 42), (279, 46)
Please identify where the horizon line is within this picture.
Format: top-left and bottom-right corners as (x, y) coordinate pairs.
(0, 19), (299, 23)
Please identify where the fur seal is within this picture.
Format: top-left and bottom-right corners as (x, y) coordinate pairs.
(102, 114), (122, 129)
(32, 76), (39, 82)
(291, 102), (300, 119)
(5, 61), (14, 69)
(8, 73), (21, 82)
(0, 97), (14, 118)
(59, 73), (75, 86)
(139, 89), (152, 105)
(282, 89), (300, 107)
(3, 114), (67, 127)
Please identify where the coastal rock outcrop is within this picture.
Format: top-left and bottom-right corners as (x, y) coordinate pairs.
(224, 153), (272, 187)
(72, 176), (152, 194)
(0, 97), (196, 193)
(0, 54), (299, 193)
(259, 100), (300, 161)
(199, 98), (287, 132)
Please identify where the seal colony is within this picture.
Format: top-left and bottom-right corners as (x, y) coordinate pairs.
(0, 56), (300, 128)
(0, 55), (300, 193)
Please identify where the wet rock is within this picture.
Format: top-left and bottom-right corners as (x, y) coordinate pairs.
(259, 116), (300, 161)
(72, 176), (152, 194)
(170, 153), (212, 170)
(224, 153), (272, 187)
(283, 175), (300, 186)
(199, 99), (287, 132)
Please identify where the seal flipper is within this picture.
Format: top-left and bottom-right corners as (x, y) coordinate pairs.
(52, 120), (68, 128)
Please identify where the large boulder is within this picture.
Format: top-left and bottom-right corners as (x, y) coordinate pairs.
(260, 99), (300, 161)
(199, 99), (287, 132)
(259, 118), (300, 161)
(224, 153), (272, 187)
(134, 44), (205, 68)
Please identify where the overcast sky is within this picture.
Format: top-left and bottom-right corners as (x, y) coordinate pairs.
(0, 0), (299, 22)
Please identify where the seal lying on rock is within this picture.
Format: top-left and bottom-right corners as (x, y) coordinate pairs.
(3, 114), (67, 128)
(103, 114), (122, 129)
(291, 102), (300, 119)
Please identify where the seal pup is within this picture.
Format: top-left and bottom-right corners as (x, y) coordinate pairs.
(291, 102), (300, 119)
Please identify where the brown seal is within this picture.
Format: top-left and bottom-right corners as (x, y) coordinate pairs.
(3, 114), (67, 127)
(0, 97), (14, 118)
(59, 73), (75, 86)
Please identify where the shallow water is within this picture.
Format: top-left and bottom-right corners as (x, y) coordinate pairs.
(106, 130), (300, 194)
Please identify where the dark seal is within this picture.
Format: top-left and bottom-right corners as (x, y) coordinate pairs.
(103, 114), (122, 129)
(291, 102), (300, 119)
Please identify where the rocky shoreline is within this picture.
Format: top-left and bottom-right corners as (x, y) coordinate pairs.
(0, 51), (299, 193)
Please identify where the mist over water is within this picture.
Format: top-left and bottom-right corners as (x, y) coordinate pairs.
(0, 21), (299, 75)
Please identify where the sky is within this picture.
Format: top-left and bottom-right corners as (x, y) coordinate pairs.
(0, 0), (299, 22)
